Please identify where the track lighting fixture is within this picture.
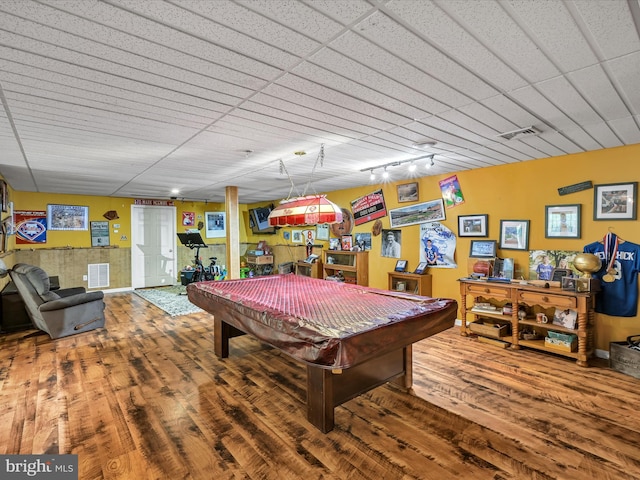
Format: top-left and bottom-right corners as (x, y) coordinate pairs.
(361, 154), (435, 180)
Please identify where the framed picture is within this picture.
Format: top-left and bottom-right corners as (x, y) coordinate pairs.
(499, 220), (530, 251)
(292, 230), (303, 244)
(545, 204), (580, 238)
(458, 214), (488, 237)
(0, 180), (7, 212)
(397, 182), (419, 203)
(90, 221), (110, 247)
(395, 259), (408, 272)
(47, 204), (89, 231)
(469, 240), (497, 258)
(414, 262), (428, 274)
(316, 223), (329, 241)
(341, 235), (353, 251)
(205, 212), (226, 238)
(389, 199), (445, 228)
(593, 182), (637, 220)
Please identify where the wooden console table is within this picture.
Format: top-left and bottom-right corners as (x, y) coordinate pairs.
(459, 279), (596, 366)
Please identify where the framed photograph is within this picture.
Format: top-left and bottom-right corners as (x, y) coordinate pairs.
(205, 212), (226, 238)
(90, 221), (110, 247)
(397, 182), (419, 203)
(395, 259), (408, 272)
(341, 235), (353, 251)
(561, 276), (577, 292)
(414, 262), (428, 274)
(389, 199), (445, 228)
(292, 230), (303, 244)
(0, 180), (7, 212)
(316, 223), (330, 241)
(47, 204), (89, 231)
(469, 240), (497, 258)
(553, 308), (577, 330)
(593, 182), (637, 220)
(545, 205), (580, 238)
(458, 214), (488, 237)
(499, 220), (530, 251)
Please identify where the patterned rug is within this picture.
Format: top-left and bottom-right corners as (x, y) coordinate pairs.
(134, 285), (203, 316)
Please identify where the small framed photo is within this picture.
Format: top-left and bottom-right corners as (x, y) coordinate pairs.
(593, 182), (637, 220)
(414, 262), (428, 274)
(469, 240), (497, 258)
(499, 220), (530, 251)
(397, 182), (419, 203)
(458, 214), (488, 237)
(561, 276), (577, 292)
(545, 205), (580, 238)
(205, 211), (226, 238)
(395, 259), (408, 272)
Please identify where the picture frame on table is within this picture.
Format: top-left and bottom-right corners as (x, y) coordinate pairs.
(593, 182), (637, 220)
(395, 259), (408, 272)
(414, 262), (428, 275)
(499, 220), (530, 251)
(545, 204), (581, 238)
(458, 214), (488, 237)
(469, 239), (497, 258)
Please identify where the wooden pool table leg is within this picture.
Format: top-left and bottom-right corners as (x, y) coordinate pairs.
(214, 317), (230, 358)
(306, 366), (335, 433)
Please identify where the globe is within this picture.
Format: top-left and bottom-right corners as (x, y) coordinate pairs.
(573, 253), (602, 278)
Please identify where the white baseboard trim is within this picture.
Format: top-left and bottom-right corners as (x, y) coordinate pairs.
(454, 319), (609, 360)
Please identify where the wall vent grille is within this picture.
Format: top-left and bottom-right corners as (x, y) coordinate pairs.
(497, 126), (542, 140)
(88, 263), (110, 289)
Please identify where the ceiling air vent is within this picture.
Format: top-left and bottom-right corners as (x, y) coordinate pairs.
(497, 126), (542, 140)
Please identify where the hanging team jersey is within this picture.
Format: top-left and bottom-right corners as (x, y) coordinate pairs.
(583, 239), (640, 317)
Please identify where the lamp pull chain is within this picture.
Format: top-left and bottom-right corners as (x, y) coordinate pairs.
(301, 144), (324, 197)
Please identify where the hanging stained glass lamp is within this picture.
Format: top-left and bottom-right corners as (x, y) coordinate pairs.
(268, 194), (342, 227)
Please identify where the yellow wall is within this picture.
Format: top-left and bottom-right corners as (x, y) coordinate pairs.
(3, 143), (640, 351)
(319, 144), (640, 351)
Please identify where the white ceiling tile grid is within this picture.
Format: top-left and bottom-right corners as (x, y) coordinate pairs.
(0, 0), (638, 203)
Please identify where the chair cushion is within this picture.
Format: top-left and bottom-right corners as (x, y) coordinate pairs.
(13, 264), (51, 295)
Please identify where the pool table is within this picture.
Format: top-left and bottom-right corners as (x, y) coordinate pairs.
(187, 274), (457, 432)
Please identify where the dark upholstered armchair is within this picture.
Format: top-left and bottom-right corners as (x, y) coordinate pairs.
(8, 263), (106, 338)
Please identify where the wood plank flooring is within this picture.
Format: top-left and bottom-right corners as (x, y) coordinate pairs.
(1, 291), (640, 479)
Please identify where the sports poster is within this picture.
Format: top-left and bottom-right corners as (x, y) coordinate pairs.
(419, 222), (457, 268)
(439, 175), (465, 209)
(15, 210), (47, 244)
(350, 189), (387, 225)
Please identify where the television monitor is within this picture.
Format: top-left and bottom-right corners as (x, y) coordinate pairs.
(250, 205), (277, 234)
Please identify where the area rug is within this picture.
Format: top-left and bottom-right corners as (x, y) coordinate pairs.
(134, 285), (203, 316)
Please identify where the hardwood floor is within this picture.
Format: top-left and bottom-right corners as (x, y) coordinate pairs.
(1, 291), (640, 479)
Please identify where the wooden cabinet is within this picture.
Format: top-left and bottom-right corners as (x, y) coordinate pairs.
(296, 260), (323, 279)
(387, 272), (432, 296)
(323, 251), (368, 286)
(459, 279), (596, 366)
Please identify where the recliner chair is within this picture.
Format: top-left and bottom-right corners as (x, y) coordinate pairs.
(8, 263), (106, 338)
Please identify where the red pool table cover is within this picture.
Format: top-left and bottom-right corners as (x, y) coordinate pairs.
(187, 274), (457, 369)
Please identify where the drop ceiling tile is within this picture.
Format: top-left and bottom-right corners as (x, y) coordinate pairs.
(608, 116), (640, 144)
(567, 65), (630, 121)
(607, 52), (640, 114)
(387, 0), (527, 92)
(573, 0), (640, 58)
(339, 16), (497, 103)
(505, 0), (598, 72)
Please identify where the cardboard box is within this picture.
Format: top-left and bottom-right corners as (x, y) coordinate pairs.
(610, 341), (640, 379)
(469, 321), (511, 338)
(247, 255), (273, 265)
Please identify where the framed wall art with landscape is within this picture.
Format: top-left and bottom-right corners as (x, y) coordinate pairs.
(458, 214), (488, 237)
(593, 182), (637, 221)
(545, 204), (580, 238)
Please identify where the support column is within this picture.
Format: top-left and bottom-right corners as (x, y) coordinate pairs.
(225, 186), (240, 279)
